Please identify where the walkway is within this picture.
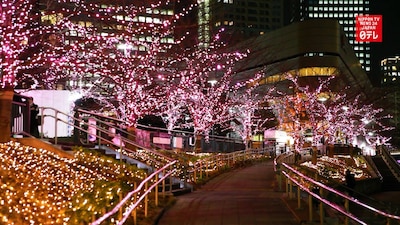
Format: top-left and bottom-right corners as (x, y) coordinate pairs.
(156, 160), (316, 225)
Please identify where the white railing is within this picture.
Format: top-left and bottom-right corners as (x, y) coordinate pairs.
(188, 147), (274, 183)
(39, 107), (276, 224)
(381, 146), (400, 182)
(91, 160), (177, 225)
(275, 150), (400, 225)
(39, 107), (400, 224)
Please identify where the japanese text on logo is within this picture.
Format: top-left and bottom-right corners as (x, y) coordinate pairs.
(356, 15), (382, 42)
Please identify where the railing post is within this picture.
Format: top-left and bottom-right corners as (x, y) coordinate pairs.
(169, 165), (172, 193)
(145, 178), (148, 217)
(199, 161), (203, 179)
(119, 191), (123, 220)
(40, 109), (44, 139)
(162, 169), (166, 197)
(206, 162), (209, 178)
(214, 156), (218, 171)
(308, 193), (313, 222)
(54, 111), (58, 145)
(132, 182), (137, 225)
(119, 136), (123, 163)
(193, 166), (197, 183)
(297, 185), (301, 209)
(97, 123), (101, 147)
(286, 177), (289, 196)
(155, 173), (159, 206)
(344, 198), (349, 225)
(278, 172), (282, 191)
(319, 188), (324, 225)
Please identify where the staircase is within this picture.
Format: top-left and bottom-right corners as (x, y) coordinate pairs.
(371, 156), (400, 191)
(11, 104), (193, 195)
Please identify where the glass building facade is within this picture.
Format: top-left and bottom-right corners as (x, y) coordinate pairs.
(294, 0), (371, 73)
(381, 56), (400, 86)
(197, 0), (285, 47)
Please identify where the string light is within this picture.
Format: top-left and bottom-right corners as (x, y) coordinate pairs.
(0, 141), (146, 224)
(269, 73), (393, 151)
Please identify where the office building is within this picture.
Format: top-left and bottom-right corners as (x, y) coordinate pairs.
(33, 0), (180, 90)
(200, 0), (372, 82)
(380, 56), (400, 144)
(235, 19), (372, 98)
(288, 0), (372, 74)
(197, 0), (286, 47)
(381, 56), (400, 86)
(230, 19), (382, 147)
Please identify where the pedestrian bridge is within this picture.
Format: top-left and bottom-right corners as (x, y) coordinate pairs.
(9, 104), (400, 225)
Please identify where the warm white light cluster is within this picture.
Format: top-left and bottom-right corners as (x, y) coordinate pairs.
(301, 155), (371, 181)
(0, 141), (147, 224)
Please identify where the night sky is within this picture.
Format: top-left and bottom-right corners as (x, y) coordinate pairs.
(369, 1), (400, 85)
(370, 1), (400, 58)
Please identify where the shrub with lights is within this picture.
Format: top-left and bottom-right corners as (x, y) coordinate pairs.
(0, 141), (151, 224)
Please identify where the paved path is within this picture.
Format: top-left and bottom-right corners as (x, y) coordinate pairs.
(156, 160), (305, 225)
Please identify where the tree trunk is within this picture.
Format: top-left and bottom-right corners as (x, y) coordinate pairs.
(312, 146), (318, 164)
(0, 88), (14, 143)
(194, 134), (202, 153)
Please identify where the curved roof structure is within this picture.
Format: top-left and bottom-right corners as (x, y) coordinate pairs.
(232, 19), (373, 100)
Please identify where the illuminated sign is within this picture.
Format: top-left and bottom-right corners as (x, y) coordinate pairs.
(356, 15), (382, 42)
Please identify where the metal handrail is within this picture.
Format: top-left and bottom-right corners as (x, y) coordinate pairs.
(40, 106), (186, 184)
(91, 160), (177, 225)
(75, 108), (245, 145)
(39, 106), (174, 164)
(187, 147), (272, 183)
(39, 107), (186, 224)
(277, 159), (400, 224)
(381, 146), (400, 182)
(364, 154), (383, 181)
(40, 107), (264, 184)
(92, 148), (272, 224)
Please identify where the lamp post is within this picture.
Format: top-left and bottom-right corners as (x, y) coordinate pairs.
(207, 71), (217, 151)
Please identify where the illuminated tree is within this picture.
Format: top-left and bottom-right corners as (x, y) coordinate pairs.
(173, 46), (251, 140)
(270, 72), (393, 152)
(281, 74), (337, 148)
(229, 79), (276, 149)
(269, 77), (309, 152)
(1, 0), (42, 87)
(42, 1), (199, 127)
(157, 85), (188, 132)
(0, 0), (75, 141)
(321, 94), (393, 147)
